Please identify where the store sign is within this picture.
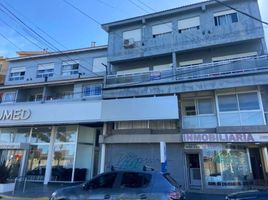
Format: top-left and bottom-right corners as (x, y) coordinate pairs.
(183, 133), (268, 143)
(0, 109), (31, 121)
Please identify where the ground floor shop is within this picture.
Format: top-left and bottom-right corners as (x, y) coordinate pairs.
(0, 125), (99, 184)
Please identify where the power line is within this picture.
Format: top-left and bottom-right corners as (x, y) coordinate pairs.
(127, 0), (151, 13)
(213, 0), (268, 26)
(0, 31), (23, 51)
(136, 0), (156, 12)
(62, 0), (101, 25)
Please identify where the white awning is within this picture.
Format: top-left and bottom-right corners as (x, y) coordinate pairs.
(178, 16), (200, 30)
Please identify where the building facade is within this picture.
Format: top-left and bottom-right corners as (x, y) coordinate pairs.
(1, 0), (268, 193)
(100, 0), (268, 191)
(0, 57), (8, 84)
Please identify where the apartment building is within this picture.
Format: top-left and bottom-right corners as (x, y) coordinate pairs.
(0, 46), (108, 184)
(0, 57), (8, 84)
(100, 0), (268, 191)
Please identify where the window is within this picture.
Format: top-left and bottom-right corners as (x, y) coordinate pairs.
(2, 92), (16, 103)
(9, 67), (26, 81)
(62, 61), (79, 76)
(182, 98), (217, 128)
(92, 57), (107, 73)
(123, 29), (141, 42)
(214, 10), (238, 26)
(217, 92), (264, 126)
(89, 173), (117, 189)
(179, 59), (203, 67)
(37, 63), (54, 78)
(152, 22), (172, 37)
(83, 85), (102, 97)
(117, 67), (150, 75)
(178, 16), (200, 33)
(120, 172), (151, 188)
(29, 94), (43, 102)
(212, 52), (258, 62)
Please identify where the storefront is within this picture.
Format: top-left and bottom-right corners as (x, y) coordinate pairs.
(183, 133), (268, 190)
(0, 125), (96, 183)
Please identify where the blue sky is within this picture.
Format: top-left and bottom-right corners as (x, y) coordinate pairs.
(0, 0), (267, 57)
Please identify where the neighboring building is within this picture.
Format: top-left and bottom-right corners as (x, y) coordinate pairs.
(0, 56), (8, 84)
(101, 0), (268, 191)
(0, 46), (108, 184)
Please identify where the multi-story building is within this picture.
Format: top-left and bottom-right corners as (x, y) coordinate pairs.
(0, 46), (108, 184)
(100, 0), (268, 191)
(0, 56), (8, 84)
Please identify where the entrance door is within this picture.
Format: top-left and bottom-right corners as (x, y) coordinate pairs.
(186, 154), (201, 189)
(249, 148), (264, 185)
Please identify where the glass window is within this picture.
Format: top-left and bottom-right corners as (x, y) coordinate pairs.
(55, 126), (77, 143)
(51, 144), (76, 181)
(184, 100), (196, 116)
(152, 22), (172, 37)
(2, 92), (16, 103)
(30, 127), (51, 143)
(178, 16), (200, 33)
(9, 71), (25, 81)
(203, 145), (252, 188)
(120, 172), (151, 188)
(83, 85), (102, 97)
(198, 98), (214, 114)
(0, 128), (30, 143)
(62, 63), (79, 76)
(27, 145), (49, 181)
(218, 95), (238, 112)
(238, 93), (260, 110)
(36, 64), (54, 78)
(214, 12), (238, 26)
(89, 173), (117, 189)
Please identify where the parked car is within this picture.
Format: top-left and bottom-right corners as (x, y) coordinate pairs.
(226, 189), (268, 200)
(50, 169), (185, 200)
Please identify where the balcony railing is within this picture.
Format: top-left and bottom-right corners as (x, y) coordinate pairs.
(105, 55), (268, 87)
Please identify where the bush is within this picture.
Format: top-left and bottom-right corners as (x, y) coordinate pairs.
(0, 161), (10, 184)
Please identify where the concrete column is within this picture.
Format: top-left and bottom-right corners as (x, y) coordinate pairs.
(44, 126), (56, 185)
(172, 52), (177, 80)
(42, 86), (47, 102)
(261, 147), (268, 173)
(100, 123), (107, 174)
(19, 149), (29, 177)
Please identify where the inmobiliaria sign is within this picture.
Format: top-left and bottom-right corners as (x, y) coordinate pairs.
(183, 133), (268, 143)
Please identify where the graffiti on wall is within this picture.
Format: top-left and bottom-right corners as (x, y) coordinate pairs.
(106, 152), (158, 170)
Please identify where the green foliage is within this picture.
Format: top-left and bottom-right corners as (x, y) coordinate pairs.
(0, 161), (10, 184)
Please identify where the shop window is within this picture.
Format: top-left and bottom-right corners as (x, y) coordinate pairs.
(61, 61), (79, 76)
(82, 84), (102, 97)
(203, 144), (252, 189)
(214, 10), (238, 26)
(182, 98), (217, 128)
(30, 127), (51, 143)
(0, 128), (30, 143)
(217, 92), (264, 126)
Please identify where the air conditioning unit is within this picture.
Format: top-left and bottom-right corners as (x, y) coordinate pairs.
(123, 38), (135, 48)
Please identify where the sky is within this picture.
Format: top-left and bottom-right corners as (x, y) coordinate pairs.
(0, 0), (267, 58)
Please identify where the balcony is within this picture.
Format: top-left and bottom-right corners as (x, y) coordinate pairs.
(105, 55), (268, 88)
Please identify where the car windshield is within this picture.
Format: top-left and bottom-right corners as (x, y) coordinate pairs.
(163, 173), (179, 187)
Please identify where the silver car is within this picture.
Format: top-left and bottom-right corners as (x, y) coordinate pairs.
(50, 170), (185, 200)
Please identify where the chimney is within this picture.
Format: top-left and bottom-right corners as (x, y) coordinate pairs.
(91, 41), (96, 47)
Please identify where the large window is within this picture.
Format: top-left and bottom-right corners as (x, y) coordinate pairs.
(9, 67), (25, 81)
(0, 128), (30, 143)
(37, 63), (54, 78)
(123, 29), (141, 48)
(62, 61), (79, 76)
(182, 98), (217, 128)
(152, 22), (172, 37)
(214, 10), (238, 26)
(82, 84), (102, 97)
(178, 16), (200, 33)
(203, 144), (252, 189)
(2, 91), (17, 103)
(217, 92), (264, 126)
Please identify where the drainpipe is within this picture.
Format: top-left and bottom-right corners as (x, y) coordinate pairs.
(100, 123), (107, 173)
(160, 141), (167, 173)
(44, 126), (56, 185)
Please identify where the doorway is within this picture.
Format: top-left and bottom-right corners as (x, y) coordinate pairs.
(249, 148), (264, 185)
(186, 153), (202, 189)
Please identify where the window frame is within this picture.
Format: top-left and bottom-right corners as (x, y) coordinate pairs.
(61, 62), (79, 76)
(152, 22), (172, 38)
(178, 16), (200, 33)
(182, 97), (215, 116)
(36, 63), (55, 78)
(215, 90), (266, 126)
(214, 10), (239, 26)
(82, 84), (102, 97)
(2, 91), (17, 103)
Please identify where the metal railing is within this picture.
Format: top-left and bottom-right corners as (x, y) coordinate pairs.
(106, 55), (268, 87)
(13, 176), (28, 195)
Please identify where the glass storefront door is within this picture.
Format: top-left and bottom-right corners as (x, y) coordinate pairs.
(186, 153), (202, 189)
